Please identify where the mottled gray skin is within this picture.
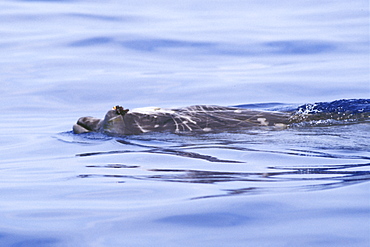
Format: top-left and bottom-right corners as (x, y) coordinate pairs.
(73, 105), (291, 136)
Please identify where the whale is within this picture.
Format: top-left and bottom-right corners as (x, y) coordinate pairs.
(73, 105), (291, 135)
(73, 99), (369, 136)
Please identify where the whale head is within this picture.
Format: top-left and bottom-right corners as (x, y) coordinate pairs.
(73, 106), (129, 135)
(73, 116), (102, 134)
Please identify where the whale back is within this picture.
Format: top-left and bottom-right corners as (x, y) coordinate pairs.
(109, 105), (291, 135)
(73, 99), (369, 136)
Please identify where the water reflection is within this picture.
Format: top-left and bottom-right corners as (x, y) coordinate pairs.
(69, 37), (114, 47)
(19, 0), (72, 2)
(76, 138), (244, 163)
(74, 133), (370, 200)
(86, 164), (139, 169)
(265, 40), (336, 54)
(66, 13), (126, 22)
(67, 36), (337, 57)
(157, 212), (250, 227)
(78, 161), (370, 199)
(76, 137), (370, 161)
(0, 232), (60, 247)
(121, 39), (215, 52)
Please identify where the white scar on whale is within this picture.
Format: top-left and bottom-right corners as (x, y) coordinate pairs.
(73, 105), (290, 135)
(73, 99), (369, 136)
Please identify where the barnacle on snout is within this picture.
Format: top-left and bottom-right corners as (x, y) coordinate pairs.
(113, 105), (129, 116)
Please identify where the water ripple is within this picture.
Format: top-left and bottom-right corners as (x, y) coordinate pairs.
(77, 162), (370, 200)
(67, 36), (338, 57)
(73, 128), (370, 200)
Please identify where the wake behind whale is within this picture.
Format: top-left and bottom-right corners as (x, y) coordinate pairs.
(73, 99), (369, 136)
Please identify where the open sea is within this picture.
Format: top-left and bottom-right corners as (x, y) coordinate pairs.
(0, 0), (369, 246)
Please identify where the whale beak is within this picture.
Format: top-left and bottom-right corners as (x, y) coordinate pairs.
(73, 116), (102, 134)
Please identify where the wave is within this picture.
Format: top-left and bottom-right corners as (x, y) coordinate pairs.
(289, 99), (370, 125)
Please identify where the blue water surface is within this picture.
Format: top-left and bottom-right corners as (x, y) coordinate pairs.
(0, 0), (369, 246)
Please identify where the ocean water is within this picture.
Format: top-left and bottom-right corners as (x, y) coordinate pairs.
(0, 0), (369, 246)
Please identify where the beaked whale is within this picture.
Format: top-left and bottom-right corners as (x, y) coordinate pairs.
(73, 105), (290, 135)
(73, 99), (369, 136)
